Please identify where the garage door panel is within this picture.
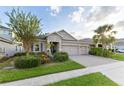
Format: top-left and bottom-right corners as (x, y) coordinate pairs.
(62, 45), (78, 55)
(79, 46), (87, 55)
(62, 45), (88, 55)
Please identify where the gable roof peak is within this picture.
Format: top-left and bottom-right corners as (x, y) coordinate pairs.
(57, 29), (77, 40)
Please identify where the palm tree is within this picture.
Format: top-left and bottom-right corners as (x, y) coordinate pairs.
(93, 24), (116, 49)
(92, 34), (100, 47)
(6, 8), (41, 54)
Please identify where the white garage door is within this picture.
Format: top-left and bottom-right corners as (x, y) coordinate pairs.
(62, 45), (88, 55)
(62, 45), (79, 55)
(79, 46), (88, 55)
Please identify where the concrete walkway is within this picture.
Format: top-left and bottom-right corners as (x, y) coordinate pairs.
(1, 62), (124, 86)
(70, 55), (118, 67)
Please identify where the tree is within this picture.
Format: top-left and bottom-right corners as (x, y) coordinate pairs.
(6, 8), (41, 54)
(93, 24), (116, 49)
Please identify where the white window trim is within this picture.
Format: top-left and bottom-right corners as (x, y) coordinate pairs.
(33, 43), (40, 52)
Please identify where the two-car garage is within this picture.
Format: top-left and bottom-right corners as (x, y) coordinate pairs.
(61, 44), (89, 56)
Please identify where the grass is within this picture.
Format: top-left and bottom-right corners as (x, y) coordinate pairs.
(0, 59), (84, 83)
(49, 72), (118, 86)
(111, 53), (124, 61)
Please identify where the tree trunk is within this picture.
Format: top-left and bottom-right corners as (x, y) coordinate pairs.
(23, 41), (30, 56)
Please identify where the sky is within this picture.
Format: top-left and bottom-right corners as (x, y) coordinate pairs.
(0, 6), (124, 39)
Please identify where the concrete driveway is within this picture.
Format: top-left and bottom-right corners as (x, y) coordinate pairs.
(70, 55), (118, 67)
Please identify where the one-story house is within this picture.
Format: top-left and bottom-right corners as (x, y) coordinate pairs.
(32, 30), (89, 55)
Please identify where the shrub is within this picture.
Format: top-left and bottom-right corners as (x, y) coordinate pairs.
(102, 49), (113, 57)
(13, 52), (37, 57)
(13, 52), (26, 56)
(53, 52), (69, 62)
(14, 56), (40, 69)
(29, 52), (36, 56)
(89, 48), (113, 57)
(39, 52), (51, 64)
(89, 48), (102, 56)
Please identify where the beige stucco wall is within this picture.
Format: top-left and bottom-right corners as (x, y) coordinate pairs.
(47, 33), (61, 42)
(57, 31), (76, 40)
(62, 40), (89, 46)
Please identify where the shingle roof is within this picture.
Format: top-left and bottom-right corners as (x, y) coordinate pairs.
(79, 38), (93, 44)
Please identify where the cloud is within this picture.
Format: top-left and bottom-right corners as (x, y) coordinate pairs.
(87, 6), (117, 22)
(50, 6), (61, 16)
(67, 6), (124, 39)
(68, 7), (85, 23)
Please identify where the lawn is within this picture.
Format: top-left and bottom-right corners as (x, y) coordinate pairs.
(0, 59), (85, 83)
(49, 72), (118, 86)
(111, 53), (124, 61)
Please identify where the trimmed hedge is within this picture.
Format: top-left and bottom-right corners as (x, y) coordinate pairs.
(53, 52), (69, 62)
(13, 52), (50, 57)
(13, 52), (37, 57)
(89, 48), (113, 57)
(13, 52), (26, 56)
(14, 56), (40, 69)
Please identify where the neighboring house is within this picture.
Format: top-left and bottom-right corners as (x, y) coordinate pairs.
(0, 25), (22, 57)
(79, 38), (93, 45)
(0, 25), (12, 40)
(82, 38), (124, 50)
(115, 38), (124, 49)
(32, 30), (89, 55)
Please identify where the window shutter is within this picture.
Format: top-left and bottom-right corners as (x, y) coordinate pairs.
(31, 44), (33, 51)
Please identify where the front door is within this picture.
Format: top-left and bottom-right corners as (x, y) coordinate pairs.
(50, 42), (58, 54)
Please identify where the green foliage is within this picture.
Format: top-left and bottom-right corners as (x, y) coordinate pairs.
(14, 56), (40, 69)
(89, 48), (113, 57)
(111, 53), (124, 61)
(53, 52), (69, 62)
(14, 52), (52, 64)
(49, 72), (118, 86)
(6, 8), (41, 52)
(38, 52), (51, 64)
(0, 60), (84, 83)
(13, 52), (37, 57)
(92, 24), (116, 48)
(13, 52), (26, 56)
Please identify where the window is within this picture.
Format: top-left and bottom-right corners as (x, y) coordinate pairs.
(0, 48), (5, 53)
(34, 44), (40, 51)
(3, 48), (5, 53)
